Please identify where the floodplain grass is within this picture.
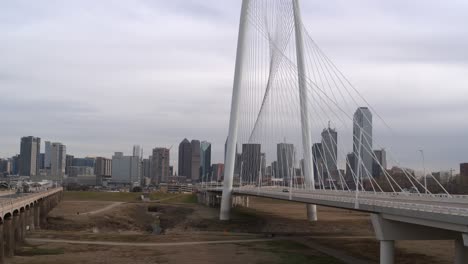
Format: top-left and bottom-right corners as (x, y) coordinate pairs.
(148, 192), (184, 201)
(250, 240), (344, 264)
(64, 191), (142, 202)
(16, 247), (65, 256)
(64, 191), (197, 203)
(162, 193), (198, 204)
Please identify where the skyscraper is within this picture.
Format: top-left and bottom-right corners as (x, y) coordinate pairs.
(277, 143), (295, 179)
(346, 152), (356, 181)
(111, 152), (140, 184)
(312, 143), (323, 182)
(95, 157), (112, 177)
(39, 153), (45, 170)
(240, 143), (261, 183)
(321, 126), (338, 179)
(65, 154), (74, 175)
(142, 157), (152, 179)
(211, 163), (225, 182)
(353, 107), (373, 179)
(178, 138), (192, 178)
(50, 142), (66, 182)
(152, 148), (170, 184)
(200, 141), (211, 182)
(133, 145), (142, 159)
(19, 136), (41, 177)
(372, 149), (387, 177)
(44, 141), (51, 169)
(191, 140), (201, 182)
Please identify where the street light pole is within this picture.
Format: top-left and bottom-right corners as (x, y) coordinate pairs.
(418, 149), (427, 194)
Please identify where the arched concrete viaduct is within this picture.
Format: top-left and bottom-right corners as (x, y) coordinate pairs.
(0, 187), (63, 263)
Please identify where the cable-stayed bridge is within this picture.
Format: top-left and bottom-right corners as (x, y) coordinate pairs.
(200, 0), (468, 263)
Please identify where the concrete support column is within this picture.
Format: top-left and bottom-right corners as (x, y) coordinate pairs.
(40, 201), (47, 227)
(13, 214), (20, 250)
(24, 209), (29, 233)
(19, 211), (25, 242)
(4, 218), (13, 258)
(455, 238), (468, 264)
(380, 240), (395, 264)
(34, 204), (40, 230)
(0, 223), (4, 264)
(29, 208), (35, 231)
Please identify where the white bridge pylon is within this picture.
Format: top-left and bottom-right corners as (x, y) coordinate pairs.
(221, 0), (451, 220)
(221, 0), (319, 221)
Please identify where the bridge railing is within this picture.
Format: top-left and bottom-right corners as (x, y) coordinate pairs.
(230, 185), (468, 204)
(236, 188), (468, 217)
(0, 187), (63, 212)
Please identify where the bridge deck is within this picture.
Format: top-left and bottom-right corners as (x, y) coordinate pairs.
(207, 187), (468, 233)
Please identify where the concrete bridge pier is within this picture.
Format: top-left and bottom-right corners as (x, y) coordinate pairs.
(380, 240), (394, 264)
(19, 210), (26, 243)
(34, 203), (40, 230)
(13, 214), (20, 252)
(28, 207), (35, 231)
(455, 236), (468, 264)
(0, 222), (4, 264)
(371, 214), (467, 264)
(39, 200), (47, 228)
(232, 195), (249, 208)
(4, 217), (13, 258)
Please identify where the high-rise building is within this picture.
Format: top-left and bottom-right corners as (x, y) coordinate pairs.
(178, 138), (192, 178)
(240, 144), (261, 183)
(200, 141), (211, 182)
(312, 143), (323, 182)
(19, 136), (41, 177)
(11, 155), (20, 175)
(0, 159), (11, 175)
(321, 126), (338, 179)
(111, 152), (140, 184)
(72, 157), (95, 167)
(133, 145), (142, 159)
(191, 140), (201, 182)
(39, 153), (45, 170)
(459, 163), (468, 189)
(345, 152), (356, 181)
(211, 163), (225, 182)
(271, 161), (278, 178)
(151, 148), (170, 184)
(372, 149), (387, 177)
(353, 107), (373, 179)
(261, 153), (266, 178)
(44, 141), (52, 169)
(142, 157), (152, 179)
(277, 143), (295, 179)
(50, 142), (66, 182)
(95, 157), (112, 177)
(65, 154), (74, 175)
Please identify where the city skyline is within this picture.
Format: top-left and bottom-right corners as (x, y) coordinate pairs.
(1, 1), (468, 170)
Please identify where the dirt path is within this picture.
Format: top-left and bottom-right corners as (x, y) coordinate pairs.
(80, 202), (124, 215)
(27, 238), (273, 247)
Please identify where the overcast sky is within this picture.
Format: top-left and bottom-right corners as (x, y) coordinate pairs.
(1, 0), (468, 172)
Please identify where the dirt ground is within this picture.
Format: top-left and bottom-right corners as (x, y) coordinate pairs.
(11, 192), (456, 264)
(246, 197), (454, 264)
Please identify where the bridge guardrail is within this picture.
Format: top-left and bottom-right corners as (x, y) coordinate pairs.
(228, 187), (468, 218)
(0, 187), (63, 214)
